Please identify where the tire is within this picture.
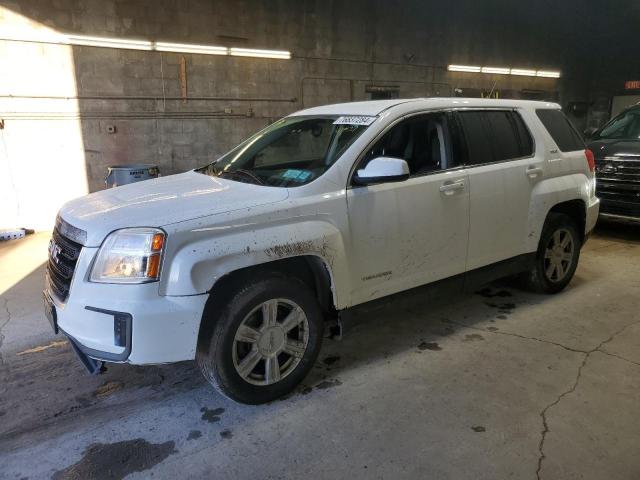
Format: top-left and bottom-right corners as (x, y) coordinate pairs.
(197, 273), (324, 404)
(521, 212), (581, 294)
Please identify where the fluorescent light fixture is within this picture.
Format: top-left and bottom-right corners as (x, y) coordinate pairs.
(448, 64), (482, 73)
(448, 63), (561, 78)
(536, 70), (561, 78)
(510, 68), (537, 76)
(66, 34), (153, 50)
(0, 32), (291, 59)
(481, 66), (510, 74)
(229, 47), (291, 59)
(155, 42), (227, 55)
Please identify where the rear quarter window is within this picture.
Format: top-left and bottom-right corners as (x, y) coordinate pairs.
(536, 109), (584, 152)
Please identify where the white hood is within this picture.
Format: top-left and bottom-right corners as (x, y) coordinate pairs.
(59, 171), (289, 246)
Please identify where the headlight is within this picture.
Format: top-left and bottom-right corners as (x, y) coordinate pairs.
(90, 228), (165, 284)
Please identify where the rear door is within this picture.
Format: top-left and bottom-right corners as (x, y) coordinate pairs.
(456, 109), (541, 270)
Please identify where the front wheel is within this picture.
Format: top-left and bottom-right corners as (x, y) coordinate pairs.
(197, 274), (324, 404)
(522, 213), (581, 294)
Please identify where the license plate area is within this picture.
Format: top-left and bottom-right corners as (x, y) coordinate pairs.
(43, 292), (59, 334)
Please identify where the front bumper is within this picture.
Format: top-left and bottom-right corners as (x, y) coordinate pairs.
(46, 246), (208, 364)
(598, 198), (640, 222)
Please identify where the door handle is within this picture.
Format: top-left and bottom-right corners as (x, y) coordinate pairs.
(439, 181), (465, 195)
(526, 166), (543, 179)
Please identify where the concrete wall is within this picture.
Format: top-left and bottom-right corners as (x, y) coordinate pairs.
(1, 0), (638, 229)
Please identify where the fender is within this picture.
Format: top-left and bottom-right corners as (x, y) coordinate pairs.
(525, 172), (590, 252)
(159, 206), (350, 309)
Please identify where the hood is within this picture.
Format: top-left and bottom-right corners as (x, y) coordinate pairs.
(588, 138), (640, 159)
(59, 171), (289, 246)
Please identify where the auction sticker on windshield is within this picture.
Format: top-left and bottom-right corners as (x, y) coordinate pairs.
(333, 116), (377, 126)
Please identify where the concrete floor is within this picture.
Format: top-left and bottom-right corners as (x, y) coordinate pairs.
(0, 222), (638, 480)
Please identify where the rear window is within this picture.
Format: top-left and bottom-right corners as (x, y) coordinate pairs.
(536, 109), (584, 152)
(458, 110), (534, 165)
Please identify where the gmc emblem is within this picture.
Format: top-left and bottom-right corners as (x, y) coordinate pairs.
(49, 239), (62, 264)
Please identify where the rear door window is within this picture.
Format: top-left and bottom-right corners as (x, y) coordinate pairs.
(458, 111), (493, 166)
(484, 111), (522, 161)
(536, 109), (584, 152)
(458, 110), (533, 166)
(512, 112), (534, 156)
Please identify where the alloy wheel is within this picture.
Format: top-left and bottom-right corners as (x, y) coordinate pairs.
(232, 298), (309, 386)
(543, 228), (575, 282)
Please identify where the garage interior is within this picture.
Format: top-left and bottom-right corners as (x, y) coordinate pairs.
(0, 1), (639, 479)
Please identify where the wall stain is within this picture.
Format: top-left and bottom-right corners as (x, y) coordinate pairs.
(52, 438), (176, 480)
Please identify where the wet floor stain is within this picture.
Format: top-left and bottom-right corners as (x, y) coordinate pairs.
(471, 426), (486, 433)
(52, 438), (177, 480)
(487, 327), (499, 332)
(301, 386), (313, 395)
(417, 341), (442, 351)
(315, 379), (342, 390)
(219, 429), (233, 440)
(187, 430), (202, 441)
(463, 334), (485, 342)
(440, 326), (455, 335)
(75, 396), (93, 408)
(475, 288), (512, 298)
(93, 381), (123, 398)
(200, 407), (225, 423)
(496, 315), (508, 320)
(485, 302), (516, 312)
(322, 355), (341, 366)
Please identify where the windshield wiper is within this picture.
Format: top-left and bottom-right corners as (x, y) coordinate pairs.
(218, 168), (265, 185)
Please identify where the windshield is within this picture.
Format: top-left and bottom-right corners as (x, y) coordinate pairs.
(595, 109), (640, 140)
(197, 115), (373, 187)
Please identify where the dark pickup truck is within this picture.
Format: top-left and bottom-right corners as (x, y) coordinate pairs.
(587, 105), (640, 221)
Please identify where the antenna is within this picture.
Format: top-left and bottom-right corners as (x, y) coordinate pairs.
(488, 80), (498, 98)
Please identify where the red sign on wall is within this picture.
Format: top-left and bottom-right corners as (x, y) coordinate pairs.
(625, 80), (640, 90)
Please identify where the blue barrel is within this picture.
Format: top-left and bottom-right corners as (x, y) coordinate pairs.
(105, 164), (160, 188)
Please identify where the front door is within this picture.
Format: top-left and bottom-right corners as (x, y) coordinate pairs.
(346, 112), (470, 305)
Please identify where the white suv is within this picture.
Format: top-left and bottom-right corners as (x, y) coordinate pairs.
(44, 98), (599, 404)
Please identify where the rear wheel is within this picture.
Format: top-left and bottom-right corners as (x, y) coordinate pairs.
(522, 213), (581, 294)
(197, 274), (323, 404)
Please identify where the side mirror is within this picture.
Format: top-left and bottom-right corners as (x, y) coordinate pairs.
(353, 157), (410, 185)
(583, 127), (598, 139)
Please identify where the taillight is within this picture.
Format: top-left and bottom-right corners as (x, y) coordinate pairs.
(585, 149), (596, 173)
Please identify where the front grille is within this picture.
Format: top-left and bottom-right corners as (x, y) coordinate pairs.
(595, 156), (640, 219)
(47, 225), (84, 302)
